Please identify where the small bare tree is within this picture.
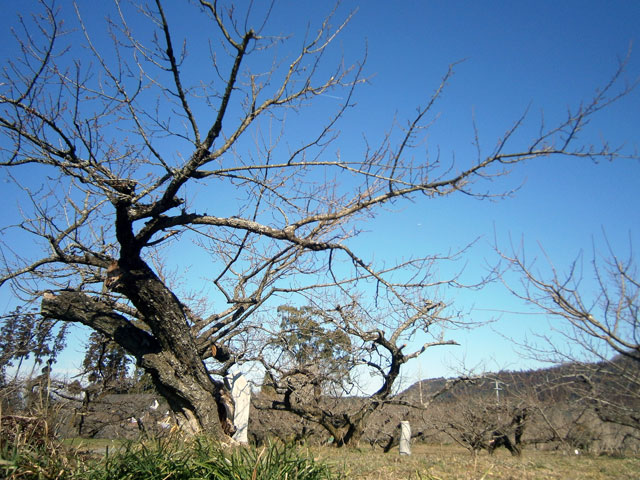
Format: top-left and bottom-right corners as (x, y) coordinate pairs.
(500, 238), (640, 434)
(431, 377), (530, 456)
(0, 0), (635, 439)
(257, 299), (461, 447)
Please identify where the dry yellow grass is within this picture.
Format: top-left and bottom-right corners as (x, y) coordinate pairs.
(312, 443), (640, 480)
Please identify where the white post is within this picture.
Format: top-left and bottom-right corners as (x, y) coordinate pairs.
(228, 372), (251, 444)
(399, 421), (411, 455)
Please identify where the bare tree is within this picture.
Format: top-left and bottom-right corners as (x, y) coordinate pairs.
(500, 238), (640, 434)
(428, 376), (531, 456)
(0, 0), (635, 439)
(257, 300), (461, 447)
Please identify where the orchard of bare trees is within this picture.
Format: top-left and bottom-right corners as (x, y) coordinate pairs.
(0, 0), (637, 447)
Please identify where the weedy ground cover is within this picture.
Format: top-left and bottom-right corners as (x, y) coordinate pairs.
(314, 443), (640, 480)
(2, 436), (639, 479)
(2, 436), (338, 480)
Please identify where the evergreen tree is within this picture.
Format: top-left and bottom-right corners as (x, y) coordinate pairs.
(82, 332), (132, 392)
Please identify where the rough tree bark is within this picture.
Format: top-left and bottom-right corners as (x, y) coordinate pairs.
(41, 287), (229, 436)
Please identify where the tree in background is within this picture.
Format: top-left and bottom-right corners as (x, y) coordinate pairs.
(258, 301), (466, 447)
(0, 0), (635, 439)
(501, 239), (640, 436)
(264, 305), (353, 399)
(0, 308), (67, 379)
(0, 308), (67, 408)
(259, 304), (357, 445)
(82, 332), (132, 393)
(431, 377), (529, 456)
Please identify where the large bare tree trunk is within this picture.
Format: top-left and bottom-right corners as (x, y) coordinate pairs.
(41, 259), (234, 438)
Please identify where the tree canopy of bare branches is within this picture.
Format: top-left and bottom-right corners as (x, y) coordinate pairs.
(0, 0), (636, 439)
(500, 238), (640, 432)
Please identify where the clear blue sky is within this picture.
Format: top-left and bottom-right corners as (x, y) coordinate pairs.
(342, 0), (640, 382)
(347, 0), (640, 383)
(1, 1), (639, 384)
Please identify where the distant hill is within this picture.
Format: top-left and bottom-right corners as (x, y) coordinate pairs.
(397, 358), (630, 406)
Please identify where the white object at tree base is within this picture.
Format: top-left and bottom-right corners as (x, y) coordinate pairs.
(227, 372), (251, 444)
(399, 421), (411, 455)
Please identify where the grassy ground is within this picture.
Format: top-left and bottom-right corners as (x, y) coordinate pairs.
(61, 437), (126, 456)
(53, 439), (640, 479)
(312, 443), (640, 480)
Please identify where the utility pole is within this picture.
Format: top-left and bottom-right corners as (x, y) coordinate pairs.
(418, 362), (423, 406)
(494, 379), (503, 405)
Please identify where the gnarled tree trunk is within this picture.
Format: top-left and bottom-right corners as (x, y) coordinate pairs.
(41, 257), (234, 438)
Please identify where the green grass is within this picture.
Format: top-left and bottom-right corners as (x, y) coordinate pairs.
(83, 437), (338, 480)
(2, 436), (339, 480)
